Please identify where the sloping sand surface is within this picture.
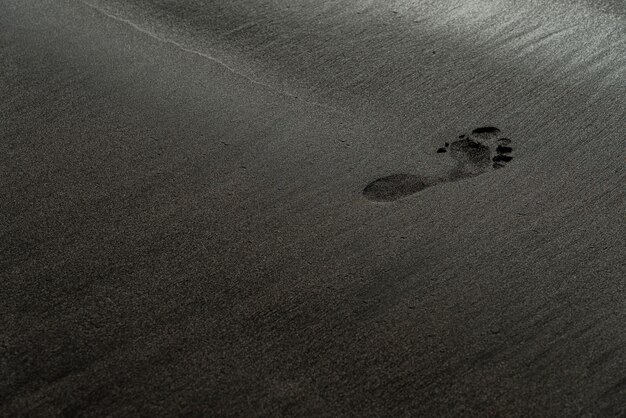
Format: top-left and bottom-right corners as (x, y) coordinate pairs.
(1, 0), (625, 415)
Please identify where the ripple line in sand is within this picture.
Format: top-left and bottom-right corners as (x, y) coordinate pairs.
(79, 0), (351, 117)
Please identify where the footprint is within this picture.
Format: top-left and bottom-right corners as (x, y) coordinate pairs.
(363, 127), (514, 202)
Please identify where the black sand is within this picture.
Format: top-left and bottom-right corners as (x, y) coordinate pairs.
(2, 0), (625, 415)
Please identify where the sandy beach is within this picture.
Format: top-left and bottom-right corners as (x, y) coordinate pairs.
(1, 0), (625, 415)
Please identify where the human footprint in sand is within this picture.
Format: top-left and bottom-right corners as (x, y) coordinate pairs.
(363, 127), (514, 202)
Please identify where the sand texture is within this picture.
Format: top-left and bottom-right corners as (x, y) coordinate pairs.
(1, 0), (625, 415)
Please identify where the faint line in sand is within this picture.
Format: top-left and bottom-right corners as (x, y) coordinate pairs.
(78, 0), (351, 117)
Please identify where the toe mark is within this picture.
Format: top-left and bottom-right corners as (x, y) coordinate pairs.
(472, 126), (501, 135)
(496, 145), (513, 154)
(493, 155), (513, 163)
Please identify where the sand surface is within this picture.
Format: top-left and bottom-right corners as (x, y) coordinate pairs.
(1, 0), (625, 415)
